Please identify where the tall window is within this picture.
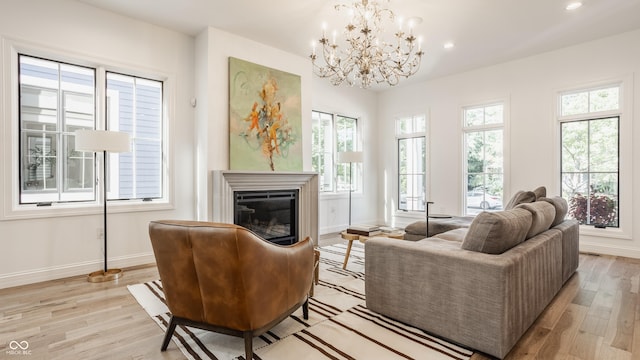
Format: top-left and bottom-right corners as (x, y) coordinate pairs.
(17, 54), (164, 206)
(311, 111), (359, 193)
(311, 111), (334, 191)
(560, 85), (620, 227)
(19, 55), (96, 204)
(106, 72), (163, 200)
(396, 115), (426, 212)
(463, 103), (504, 215)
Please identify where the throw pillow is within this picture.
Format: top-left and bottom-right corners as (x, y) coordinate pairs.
(539, 196), (568, 227)
(515, 201), (556, 239)
(504, 190), (536, 210)
(532, 186), (547, 200)
(461, 208), (532, 254)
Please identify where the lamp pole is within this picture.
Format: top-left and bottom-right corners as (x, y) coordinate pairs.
(348, 161), (353, 226)
(426, 201), (434, 237)
(102, 150), (108, 274)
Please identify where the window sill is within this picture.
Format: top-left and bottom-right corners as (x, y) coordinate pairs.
(319, 192), (362, 200)
(579, 225), (631, 241)
(1, 199), (173, 221)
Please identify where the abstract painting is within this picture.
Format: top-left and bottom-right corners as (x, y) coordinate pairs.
(229, 57), (302, 171)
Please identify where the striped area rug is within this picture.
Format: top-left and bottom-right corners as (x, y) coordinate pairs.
(128, 243), (473, 360)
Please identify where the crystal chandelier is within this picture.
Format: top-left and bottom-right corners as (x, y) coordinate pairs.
(310, 0), (424, 89)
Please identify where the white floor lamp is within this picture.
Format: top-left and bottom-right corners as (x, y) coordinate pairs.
(337, 151), (363, 226)
(75, 129), (131, 283)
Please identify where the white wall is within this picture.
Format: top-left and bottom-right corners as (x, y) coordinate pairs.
(378, 29), (640, 257)
(194, 27), (313, 222)
(0, 0), (196, 288)
(311, 80), (379, 234)
(194, 28), (380, 236)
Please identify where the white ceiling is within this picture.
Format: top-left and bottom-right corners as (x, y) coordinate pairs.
(77, 0), (640, 89)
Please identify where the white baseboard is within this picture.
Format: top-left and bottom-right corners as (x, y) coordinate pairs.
(320, 225), (346, 235)
(580, 242), (640, 259)
(0, 252), (156, 290)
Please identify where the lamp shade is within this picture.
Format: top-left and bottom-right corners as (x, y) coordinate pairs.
(336, 151), (363, 164)
(75, 130), (131, 153)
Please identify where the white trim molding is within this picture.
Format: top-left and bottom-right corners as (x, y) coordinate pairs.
(0, 252), (155, 290)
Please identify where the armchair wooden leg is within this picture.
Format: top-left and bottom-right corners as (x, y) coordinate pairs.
(310, 248), (320, 297)
(244, 332), (253, 360)
(161, 316), (178, 351)
(303, 298), (309, 320)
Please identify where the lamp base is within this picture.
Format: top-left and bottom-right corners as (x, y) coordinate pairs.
(87, 268), (123, 283)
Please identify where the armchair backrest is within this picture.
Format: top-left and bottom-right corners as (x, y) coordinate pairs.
(149, 220), (314, 332)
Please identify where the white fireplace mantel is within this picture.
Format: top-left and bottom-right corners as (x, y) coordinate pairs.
(212, 171), (319, 244)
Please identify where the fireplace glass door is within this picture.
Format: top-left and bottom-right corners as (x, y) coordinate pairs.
(234, 190), (299, 245)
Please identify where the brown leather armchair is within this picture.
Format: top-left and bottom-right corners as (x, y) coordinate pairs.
(148, 220), (314, 359)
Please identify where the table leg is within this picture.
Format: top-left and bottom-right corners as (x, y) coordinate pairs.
(343, 239), (354, 269)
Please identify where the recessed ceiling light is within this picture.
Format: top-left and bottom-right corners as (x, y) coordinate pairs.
(443, 42), (455, 49)
(566, 2), (582, 11)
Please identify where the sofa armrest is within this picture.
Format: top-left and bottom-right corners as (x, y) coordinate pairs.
(552, 219), (579, 283)
(365, 231), (563, 359)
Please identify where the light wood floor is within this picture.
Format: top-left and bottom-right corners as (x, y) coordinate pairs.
(1, 237), (639, 359)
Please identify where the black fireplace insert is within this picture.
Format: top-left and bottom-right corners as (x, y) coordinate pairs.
(233, 189), (299, 245)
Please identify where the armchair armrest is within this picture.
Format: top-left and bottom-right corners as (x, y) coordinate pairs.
(235, 233), (314, 329)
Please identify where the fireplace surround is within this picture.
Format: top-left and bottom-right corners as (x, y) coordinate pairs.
(212, 171), (319, 245)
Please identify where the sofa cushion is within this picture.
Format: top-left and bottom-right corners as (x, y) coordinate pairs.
(539, 196), (568, 227)
(515, 201), (556, 239)
(532, 186), (547, 200)
(461, 208), (532, 254)
(504, 190), (536, 210)
(404, 216), (474, 237)
(405, 221), (427, 235)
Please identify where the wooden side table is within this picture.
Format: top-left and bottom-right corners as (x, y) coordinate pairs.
(340, 231), (360, 269)
(340, 230), (405, 269)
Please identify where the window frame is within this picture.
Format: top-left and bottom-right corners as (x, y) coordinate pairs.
(1, 38), (174, 220)
(311, 110), (361, 196)
(105, 71), (165, 201)
(555, 76), (633, 240)
(461, 100), (509, 216)
(395, 114), (428, 214)
(18, 54), (97, 204)
(560, 116), (620, 228)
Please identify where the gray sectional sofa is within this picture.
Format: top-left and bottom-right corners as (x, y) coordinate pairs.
(365, 190), (579, 359)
